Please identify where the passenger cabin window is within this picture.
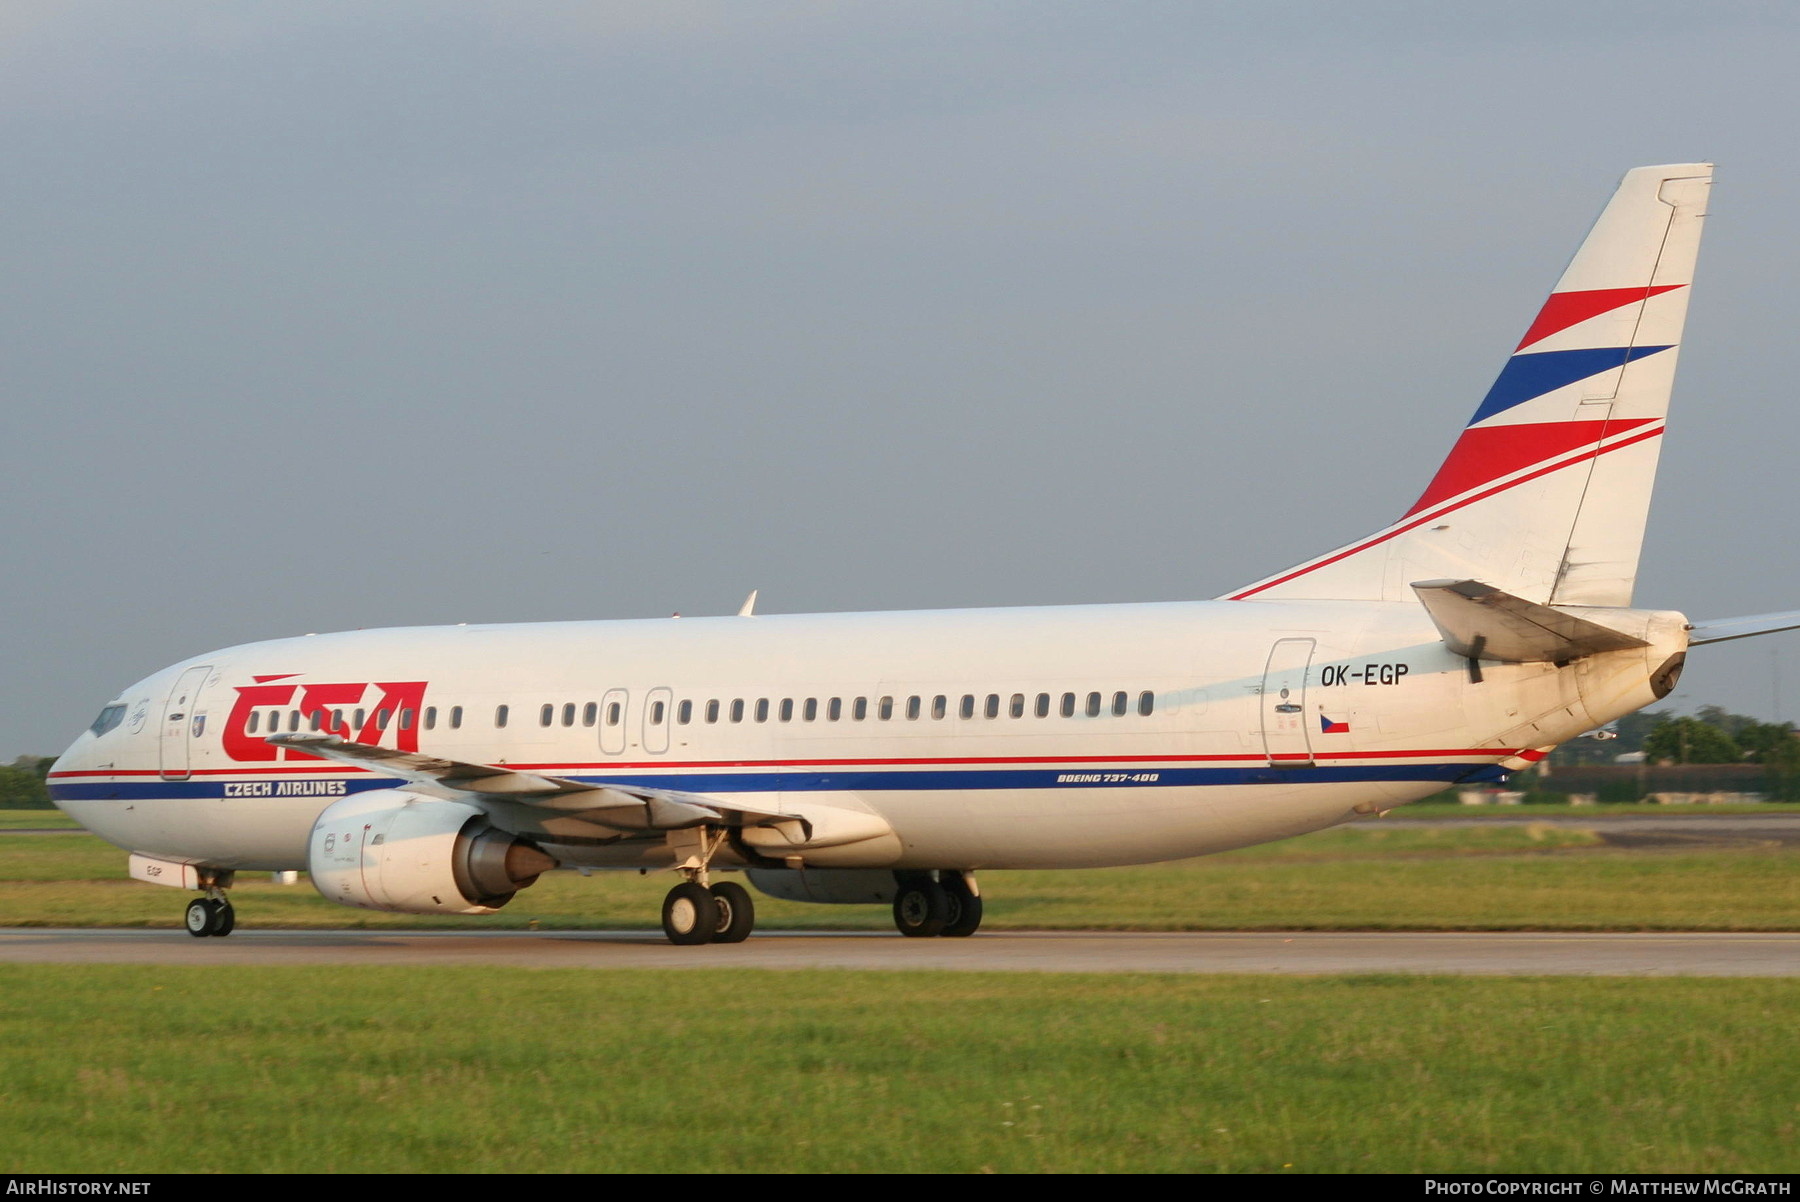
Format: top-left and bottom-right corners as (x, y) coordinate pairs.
(985, 694), (1000, 719)
(539, 704), (554, 727)
(803, 698), (818, 722)
(400, 708), (415, 731)
(959, 695), (975, 720)
(450, 706), (463, 729)
(706, 700), (721, 724)
(424, 707), (437, 730)
(247, 711), (260, 734)
(932, 695), (947, 720)
(583, 702), (598, 727)
(854, 697), (868, 721)
(1035, 694), (1050, 718)
(289, 710), (301, 732)
(310, 710), (324, 731)
(779, 699), (793, 722)
(606, 702), (622, 726)
(354, 708), (367, 730)
(828, 698), (842, 721)
(562, 703), (576, 727)
(650, 700), (665, 725)
(1139, 691), (1155, 716)
(1086, 692), (1102, 717)
(730, 699), (744, 723)
(495, 705), (509, 728)
(377, 708), (391, 730)
(905, 696), (921, 721)
(678, 700), (693, 725)
(755, 699), (770, 723)
(1112, 691), (1128, 717)
(878, 696), (894, 720)
(1010, 693), (1025, 719)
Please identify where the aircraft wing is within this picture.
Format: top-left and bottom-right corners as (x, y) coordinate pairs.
(264, 733), (886, 845)
(270, 733), (595, 797)
(1410, 579), (1648, 663)
(1685, 610), (1800, 646)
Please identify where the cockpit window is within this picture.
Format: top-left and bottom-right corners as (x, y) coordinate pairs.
(89, 704), (126, 737)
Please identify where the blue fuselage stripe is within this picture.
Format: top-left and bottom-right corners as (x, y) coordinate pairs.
(49, 761), (1502, 803)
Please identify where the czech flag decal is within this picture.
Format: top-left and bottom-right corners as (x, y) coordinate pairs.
(1319, 713), (1350, 734)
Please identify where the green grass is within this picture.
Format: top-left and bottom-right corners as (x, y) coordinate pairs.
(1, 966), (1794, 1173)
(0, 809), (76, 829)
(5, 822), (1797, 931)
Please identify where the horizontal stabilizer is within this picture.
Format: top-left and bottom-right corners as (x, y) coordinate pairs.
(1686, 610), (1800, 646)
(1411, 578), (1648, 663)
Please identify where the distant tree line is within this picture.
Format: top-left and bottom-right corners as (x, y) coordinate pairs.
(1547, 705), (1798, 767)
(1536, 705), (1800, 802)
(0, 756), (55, 809)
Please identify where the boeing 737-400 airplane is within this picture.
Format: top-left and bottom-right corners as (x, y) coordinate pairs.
(47, 163), (1800, 944)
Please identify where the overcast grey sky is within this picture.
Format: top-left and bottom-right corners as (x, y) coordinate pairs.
(7, 1), (1800, 757)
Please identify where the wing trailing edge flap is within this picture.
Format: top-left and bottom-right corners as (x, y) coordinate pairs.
(1685, 610), (1800, 646)
(266, 734), (891, 847)
(1410, 579), (1649, 663)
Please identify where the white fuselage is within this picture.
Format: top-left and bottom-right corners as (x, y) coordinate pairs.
(48, 598), (1687, 874)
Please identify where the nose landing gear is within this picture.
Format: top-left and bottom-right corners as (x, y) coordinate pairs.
(184, 887), (235, 938)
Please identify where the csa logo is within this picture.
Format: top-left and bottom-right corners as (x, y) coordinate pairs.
(223, 675), (429, 761)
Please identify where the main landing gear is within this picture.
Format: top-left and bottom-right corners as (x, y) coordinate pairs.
(893, 870), (982, 938)
(659, 827), (756, 946)
(184, 886), (235, 938)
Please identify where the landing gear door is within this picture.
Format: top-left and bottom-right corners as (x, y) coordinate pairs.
(159, 665), (214, 782)
(1260, 638), (1316, 767)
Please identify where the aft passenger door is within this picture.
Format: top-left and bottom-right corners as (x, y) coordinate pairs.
(159, 665), (214, 781)
(1260, 638), (1316, 767)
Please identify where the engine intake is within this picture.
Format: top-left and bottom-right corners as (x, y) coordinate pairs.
(308, 791), (556, 915)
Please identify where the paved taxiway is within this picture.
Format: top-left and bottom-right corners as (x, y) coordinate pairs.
(1373, 813), (1800, 844)
(3, 928), (1796, 975)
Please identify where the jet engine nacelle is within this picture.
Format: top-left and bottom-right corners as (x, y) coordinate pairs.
(307, 790), (556, 915)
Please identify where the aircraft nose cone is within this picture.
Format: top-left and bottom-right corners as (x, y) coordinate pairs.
(47, 741), (90, 820)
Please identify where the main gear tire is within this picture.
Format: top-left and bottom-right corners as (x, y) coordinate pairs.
(892, 880), (951, 938)
(709, 881), (756, 944)
(662, 882), (720, 946)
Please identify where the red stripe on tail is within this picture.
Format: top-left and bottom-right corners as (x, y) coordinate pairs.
(1406, 418), (1656, 517)
(1515, 285), (1684, 351)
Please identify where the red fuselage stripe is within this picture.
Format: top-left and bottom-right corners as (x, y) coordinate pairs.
(48, 746), (1531, 780)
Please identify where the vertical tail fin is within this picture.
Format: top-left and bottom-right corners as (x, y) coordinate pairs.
(1226, 163), (1712, 606)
